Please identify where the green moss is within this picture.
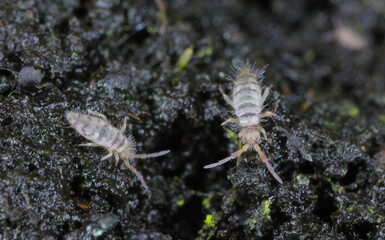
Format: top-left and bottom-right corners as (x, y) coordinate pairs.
(378, 114), (385, 124)
(79, 182), (88, 191)
(244, 200), (274, 235)
(329, 180), (341, 193)
(347, 204), (354, 212)
(325, 140), (335, 148)
(323, 121), (340, 131)
(122, 25), (132, 31)
(296, 174), (310, 185)
(197, 212), (221, 240)
(197, 46), (213, 58)
(37, 148), (51, 158)
(177, 199), (184, 207)
(224, 128), (243, 163)
(152, 71), (158, 78)
(204, 214), (215, 228)
(225, 128), (239, 144)
(304, 49), (315, 63)
(244, 217), (257, 232)
(262, 200), (272, 220)
(338, 102), (360, 117)
(86, 173), (94, 180)
(377, 216), (385, 224)
(202, 198), (210, 209)
(104, 29), (114, 39)
(175, 45), (194, 72)
(348, 107), (360, 117)
(224, 192), (236, 205)
(368, 207), (374, 214)
(146, 25), (156, 34)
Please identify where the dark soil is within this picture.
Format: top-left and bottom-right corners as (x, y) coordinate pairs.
(1, 0), (385, 239)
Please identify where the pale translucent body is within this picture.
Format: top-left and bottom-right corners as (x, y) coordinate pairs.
(204, 65), (282, 184)
(67, 112), (133, 154)
(233, 75), (263, 127)
(66, 110), (170, 187)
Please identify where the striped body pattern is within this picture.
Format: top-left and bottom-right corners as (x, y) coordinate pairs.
(67, 112), (134, 154)
(233, 67), (264, 128)
(67, 110), (170, 188)
(204, 61), (283, 184)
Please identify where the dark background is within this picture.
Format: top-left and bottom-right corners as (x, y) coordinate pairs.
(1, 0), (385, 239)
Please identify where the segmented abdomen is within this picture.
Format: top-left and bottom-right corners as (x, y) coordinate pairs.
(232, 69), (263, 127)
(67, 112), (128, 153)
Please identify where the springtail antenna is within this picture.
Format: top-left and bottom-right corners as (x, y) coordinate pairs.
(134, 150), (170, 159)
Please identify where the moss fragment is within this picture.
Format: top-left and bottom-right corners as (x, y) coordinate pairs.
(196, 212), (221, 240)
(225, 128), (239, 144)
(296, 174), (310, 185)
(177, 199), (184, 207)
(175, 45), (194, 72)
(202, 198), (210, 209)
(378, 114), (385, 124)
(204, 214), (215, 228)
(197, 46), (213, 58)
(348, 107), (360, 117)
(262, 200), (272, 220)
(304, 49), (315, 63)
(377, 216), (385, 224)
(323, 121), (340, 131)
(338, 102), (360, 117)
(329, 179), (341, 193)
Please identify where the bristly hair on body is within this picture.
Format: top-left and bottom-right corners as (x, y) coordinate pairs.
(226, 59), (268, 83)
(66, 110), (170, 188)
(205, 60), (283, 184)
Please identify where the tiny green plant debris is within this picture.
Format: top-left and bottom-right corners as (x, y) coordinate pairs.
(154, 0), (167, 26)
(174, 45), (194, 72)
(66, 110), (170, 188)
(204, 60), (283, 184)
